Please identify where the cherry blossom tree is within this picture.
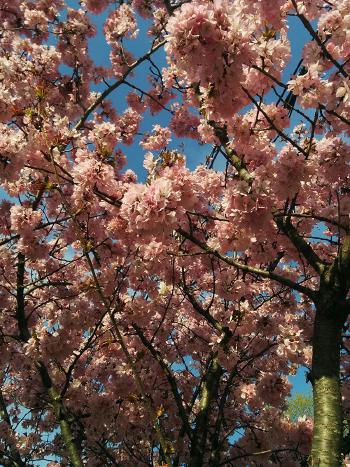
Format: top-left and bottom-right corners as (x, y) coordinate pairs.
(0, 0), (349, 466)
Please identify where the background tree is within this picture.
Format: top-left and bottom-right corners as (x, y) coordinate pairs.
(0, 0), (349, 466)
(286, 392), (313, 422)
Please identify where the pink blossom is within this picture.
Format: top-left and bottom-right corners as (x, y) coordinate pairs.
(140, 125), (171, 150)
(10, 205), (42, 236)
(170, 105), (199, 138)
(197, 120), (217, 144)
(104, 4), (138, 45)
(82, 0), (111, 14)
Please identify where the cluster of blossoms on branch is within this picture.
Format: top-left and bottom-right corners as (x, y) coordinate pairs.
(0, 0), (350, 466)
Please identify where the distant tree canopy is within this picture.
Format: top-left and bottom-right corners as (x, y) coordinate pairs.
(287, 392), (314, 423)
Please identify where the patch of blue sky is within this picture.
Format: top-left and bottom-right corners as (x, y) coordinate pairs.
(171, 354), (200, 377)
(289, 366), (312, 396)
(310, 221), (338, 244)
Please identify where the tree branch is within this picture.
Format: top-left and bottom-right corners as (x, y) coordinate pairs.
(35, 361), (83, 467)
(15, 253), (30, 342)
(189, 356), (222, 466)
(181, 272), (232, 340)
(132, 323), (193, 440)
(291, 0), (348, 78)
(177, 228), (316, 299)
(75, 40), (166, 131)
(274, 214), (326, 274)
(242, 87), (308, 157)
(273, 212), (349, 233)
(338, 234), (350, 292)
(0, 390), (26, 467)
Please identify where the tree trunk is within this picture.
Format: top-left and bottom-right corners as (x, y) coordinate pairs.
(189, 358), (222, 467)
(310, 310), (343, 466)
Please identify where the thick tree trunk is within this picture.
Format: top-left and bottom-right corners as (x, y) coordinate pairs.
(310, 310), (343, 466)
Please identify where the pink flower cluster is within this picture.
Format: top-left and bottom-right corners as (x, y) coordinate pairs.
(104, 4), (138, 44)
(10, 206), (42, 236)
(165, 0), (252, 120)
(140, 125), (171, 150)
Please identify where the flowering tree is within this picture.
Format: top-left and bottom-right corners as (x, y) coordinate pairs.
(0, 0), (349, 465)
